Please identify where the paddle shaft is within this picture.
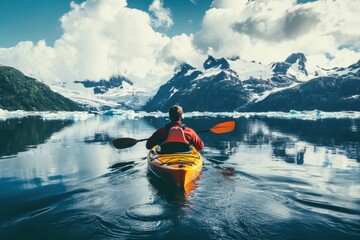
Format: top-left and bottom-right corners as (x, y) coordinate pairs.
(113, 121), (235, 149)
(196, 130), (211, 134)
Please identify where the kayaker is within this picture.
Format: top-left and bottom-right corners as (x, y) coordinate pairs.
(146, 105), (204, 153)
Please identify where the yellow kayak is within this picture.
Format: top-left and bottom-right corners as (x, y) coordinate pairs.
(147, 145), (203, 188)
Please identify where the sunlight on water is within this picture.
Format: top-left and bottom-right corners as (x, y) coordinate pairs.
(0, 115), (359, 239)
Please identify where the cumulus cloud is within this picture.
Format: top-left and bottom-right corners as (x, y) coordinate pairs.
(194, 0), (360, 68)
(0, 0), (185, 87)
(0, 0), (359, 91)
(149, 0), (173, 29)
(232, 7), (320, 41)
(160, 34), (204, 66)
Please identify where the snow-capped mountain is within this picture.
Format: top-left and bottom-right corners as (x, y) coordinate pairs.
(3, 52), (358, 112)
(242, 59), (360, 112)
(327, 60), (360, 78)
(144, 53), (315, 111)
(74, 75), (134, 95)
(242, 75), (360, 112)
(51, 75), (152, 111)
(272, 53), (308, 76)
(144, 53), (360, 112)
(143, 61), (251, 112)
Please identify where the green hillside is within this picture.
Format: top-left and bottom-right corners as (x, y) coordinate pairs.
(0, 66), (83, 111)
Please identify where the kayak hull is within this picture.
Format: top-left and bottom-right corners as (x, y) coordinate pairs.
(147, 145), (203, 188)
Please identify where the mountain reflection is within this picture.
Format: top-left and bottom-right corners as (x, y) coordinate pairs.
(271, 137), (306, 165)
(0, 117), (73, 158)
(84, 132), (113, 144)
(144, 116), (360, 165)
(263, 118), (360, 163)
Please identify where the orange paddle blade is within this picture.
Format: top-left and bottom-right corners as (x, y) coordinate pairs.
(210, 121), (235, 134)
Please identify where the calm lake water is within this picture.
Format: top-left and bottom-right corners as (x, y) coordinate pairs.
(0, 115), (359, 240)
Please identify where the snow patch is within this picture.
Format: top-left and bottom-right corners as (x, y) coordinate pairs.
(228, 58), (273, 81)
(184, 69), (197, 77)
(194, 66), (223, 81)
(168, 87), (179, 98)
(255, 83), (298, 102)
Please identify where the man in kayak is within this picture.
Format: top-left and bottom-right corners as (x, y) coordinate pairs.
(146, 105), (204, 153)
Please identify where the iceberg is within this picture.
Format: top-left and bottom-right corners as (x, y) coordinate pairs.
(1, 108), (360, 121)
(0, 109), (94, 121)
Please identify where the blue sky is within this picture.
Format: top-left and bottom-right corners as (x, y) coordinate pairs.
(0, 0), (213, 47)
(0, 0), (358, 87)
(0, 0), (317, 48)
(0, 0), (80, 47)
(127, 0), (213, 37)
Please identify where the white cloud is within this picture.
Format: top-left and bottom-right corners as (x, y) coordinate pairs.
(149, 0), (173, 29)
(0, 0), (359, 92)
(193, 0), (360, 68)
(160, 34), (204, 67)
(0, 0), (183, 88)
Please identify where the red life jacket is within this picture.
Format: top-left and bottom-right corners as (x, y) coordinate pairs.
(161, 126), (189, 145)
(160, 126), (190, 153)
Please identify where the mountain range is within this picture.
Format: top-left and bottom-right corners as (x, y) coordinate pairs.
(144, 53), (360, 112)
(0, 53), (359, 112)
(51, 75), (151, 111)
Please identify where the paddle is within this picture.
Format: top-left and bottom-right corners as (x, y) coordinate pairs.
(112, 120), (235, 149)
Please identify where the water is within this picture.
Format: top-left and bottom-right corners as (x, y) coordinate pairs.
(0, 115), (359, 240)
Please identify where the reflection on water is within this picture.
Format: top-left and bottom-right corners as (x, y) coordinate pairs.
(84, 133), (113, 145)
(0, 115), (359, 240)
(0, 117), (73, 158)
(191, 117), (360, 166)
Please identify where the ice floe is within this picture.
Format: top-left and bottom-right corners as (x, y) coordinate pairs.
(0, 109), (94, 121)
(1, 108), (360, 121)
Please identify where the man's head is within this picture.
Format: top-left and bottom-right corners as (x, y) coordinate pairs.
(169, 105), (183, 122)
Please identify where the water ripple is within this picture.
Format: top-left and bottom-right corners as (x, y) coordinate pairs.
(291, 196), (360, 215)
(126, 203), (177, 221)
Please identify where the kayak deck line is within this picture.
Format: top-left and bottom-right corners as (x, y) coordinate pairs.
(148, 149), (200, 166)
(162, 160), (197, 166)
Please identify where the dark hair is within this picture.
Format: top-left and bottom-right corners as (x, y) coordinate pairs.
(169, 105), (183, 122)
